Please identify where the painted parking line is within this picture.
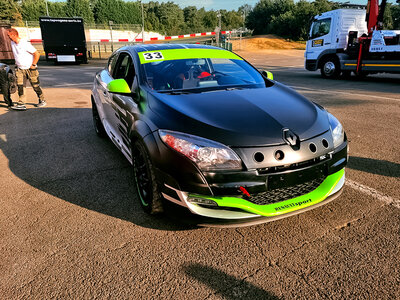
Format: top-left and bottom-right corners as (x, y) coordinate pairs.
(346, 179), (400, 209)
(49, 82), (93, 87)
(291, 85), (400, 102)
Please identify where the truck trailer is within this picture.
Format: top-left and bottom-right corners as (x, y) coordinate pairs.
(305, 0), (400, 78)
(39, 17), (88, 64)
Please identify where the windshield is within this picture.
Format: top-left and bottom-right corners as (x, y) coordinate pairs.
(310, 18), (331, 39)
(142, 57), (265, 92)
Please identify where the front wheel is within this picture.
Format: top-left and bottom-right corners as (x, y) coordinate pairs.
(91, 98), (106, 137)
(321, 58), (340, 79)
(132, 140), (163, 215)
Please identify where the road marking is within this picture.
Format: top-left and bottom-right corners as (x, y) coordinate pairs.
(291, 85), (400, 102)
(346, 179), (400, 209)
(48, 82), (93, 87)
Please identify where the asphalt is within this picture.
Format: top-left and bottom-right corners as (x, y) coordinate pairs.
(0, 51), (399, 299)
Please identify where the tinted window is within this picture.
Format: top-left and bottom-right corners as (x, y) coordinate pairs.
(113, 53), (135, 87)
(142, 58), (264, 92)
(311, 18), (331, 39)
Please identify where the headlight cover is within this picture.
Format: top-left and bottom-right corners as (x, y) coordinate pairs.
(328, 113), (344, 148)
(159, 130), (242, 171)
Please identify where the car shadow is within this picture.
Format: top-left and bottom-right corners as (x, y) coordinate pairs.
(348, 156), (399, 178)
(0, 106), (198, 231)
(182, 263), (281, 299)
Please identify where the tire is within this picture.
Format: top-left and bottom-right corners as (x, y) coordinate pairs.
(132, 139), (163, 215)
(91, 98), (106, 137)
(320, 57), (341, 79)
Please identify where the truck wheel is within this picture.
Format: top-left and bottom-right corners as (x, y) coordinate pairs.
(132, 139), (163, 215)
(321, 57), (340, 79)
(91, 98), (106, 137)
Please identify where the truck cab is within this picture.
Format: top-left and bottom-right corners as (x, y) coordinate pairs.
(305, 9), (367, 77)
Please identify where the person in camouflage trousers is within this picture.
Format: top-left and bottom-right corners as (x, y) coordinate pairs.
(7, 28), (46, 110)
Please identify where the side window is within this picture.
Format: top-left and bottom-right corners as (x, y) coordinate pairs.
(113, 53), (135, 87)
(311, 18), (331, 39)
(108, 54), (118, 76)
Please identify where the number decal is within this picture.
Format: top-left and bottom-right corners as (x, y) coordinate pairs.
(143, 52), (164, 61)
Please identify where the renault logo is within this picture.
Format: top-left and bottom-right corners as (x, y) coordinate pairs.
(283, 128), (299, 148)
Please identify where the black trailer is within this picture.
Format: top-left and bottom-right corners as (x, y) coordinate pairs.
(39, 17), (88, 64)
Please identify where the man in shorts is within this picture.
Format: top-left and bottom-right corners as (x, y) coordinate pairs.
(7, 28), (46, 110)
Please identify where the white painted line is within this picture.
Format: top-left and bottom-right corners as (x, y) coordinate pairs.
(346, 179), (400, 209)
(53, 82), (93, 87)
(291, 85), (400, 102)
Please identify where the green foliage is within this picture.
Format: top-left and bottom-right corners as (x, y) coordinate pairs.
(66, 0), (95, 24)
(0, 0), (22, 24)
(20, 0), (47, 21)
(393, 4), (400, 29)
(246, 0), (338, 39)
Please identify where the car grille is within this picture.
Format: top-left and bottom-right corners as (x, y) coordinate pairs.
(246, 176), (326, 205)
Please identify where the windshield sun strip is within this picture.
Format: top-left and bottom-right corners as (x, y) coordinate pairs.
(138, 49), (243, 64)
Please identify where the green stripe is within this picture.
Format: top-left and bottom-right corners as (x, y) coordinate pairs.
(189, 169), (344, 217)
(138, 48), (243, 64)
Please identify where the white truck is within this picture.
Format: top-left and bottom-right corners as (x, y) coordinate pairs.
(305, 8), (400, 78)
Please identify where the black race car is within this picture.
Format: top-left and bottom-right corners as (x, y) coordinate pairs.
(91, 44), (347, 226)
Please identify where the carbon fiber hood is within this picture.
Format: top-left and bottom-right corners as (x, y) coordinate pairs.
(148, 82), (330, 147)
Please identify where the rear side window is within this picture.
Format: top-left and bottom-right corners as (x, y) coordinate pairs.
(311, 18), (331, 39)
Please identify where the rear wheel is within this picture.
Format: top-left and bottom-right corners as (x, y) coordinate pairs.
(321, 57), (340, 79)
(91, 98), (106, 137)
(132, 139), (163, 215)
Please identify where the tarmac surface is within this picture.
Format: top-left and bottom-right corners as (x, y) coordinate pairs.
(1, 50), (399, 299)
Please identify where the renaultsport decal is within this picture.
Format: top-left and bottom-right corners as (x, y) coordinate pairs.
(274, 199), (312, 211)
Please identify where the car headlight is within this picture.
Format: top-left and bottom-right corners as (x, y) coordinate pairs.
(159, 130), (242, 171)
(328, 113), (344, 148)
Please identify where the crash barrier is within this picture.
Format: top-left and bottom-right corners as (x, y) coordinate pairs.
(29, 37), (233, 60)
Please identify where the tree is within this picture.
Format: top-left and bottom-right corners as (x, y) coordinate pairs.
(66, 0), (94, 24)
(0, 0), (23, 24)
(183, 6), (205, 33)
(20, 0), (47, 21)
(93, 0), (126, 24)
(156, 2), (185, 35)
(392, 4), (400, 29)
(48, 2), (68, 18)
(202, 10), (218, 31)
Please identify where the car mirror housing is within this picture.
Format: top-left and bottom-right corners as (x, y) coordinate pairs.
(107, 79), (132, 95)
(261, 70), (274, 81)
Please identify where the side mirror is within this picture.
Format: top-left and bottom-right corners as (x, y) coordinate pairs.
(261, 70), (274, 81)
(107, 79), (132, 95)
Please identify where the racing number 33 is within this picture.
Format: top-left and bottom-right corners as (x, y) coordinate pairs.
(143, 52), (164, 60)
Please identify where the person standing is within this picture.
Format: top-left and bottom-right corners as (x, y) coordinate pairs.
(7, 28), (46, 110)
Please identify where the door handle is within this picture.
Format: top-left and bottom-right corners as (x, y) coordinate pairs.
(325, 43), (331, 45)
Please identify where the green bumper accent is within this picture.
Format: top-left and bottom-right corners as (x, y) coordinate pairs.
(189, 169), (344, 217)
(138, 49), (243, 64)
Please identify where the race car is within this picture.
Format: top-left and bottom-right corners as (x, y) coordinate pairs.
(91, 44), (347, 226)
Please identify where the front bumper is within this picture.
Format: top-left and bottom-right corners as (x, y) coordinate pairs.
(155, 136), (348, 223)
(163, 168), (344, 222)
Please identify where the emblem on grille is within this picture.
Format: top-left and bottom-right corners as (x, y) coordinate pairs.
(283, 128), (299, 148)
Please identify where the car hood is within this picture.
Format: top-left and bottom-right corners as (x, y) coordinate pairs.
(148, 83), (330, 147)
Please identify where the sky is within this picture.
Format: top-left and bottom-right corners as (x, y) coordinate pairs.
(48, 0), (398, 11)
(140, 0), (397, 10)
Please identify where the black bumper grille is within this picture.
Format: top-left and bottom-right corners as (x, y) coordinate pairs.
(246, 176), (326, 205)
